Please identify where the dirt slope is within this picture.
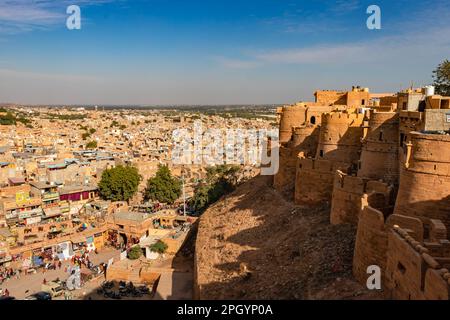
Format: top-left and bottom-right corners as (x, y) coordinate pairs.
(195, 175), (381, 299)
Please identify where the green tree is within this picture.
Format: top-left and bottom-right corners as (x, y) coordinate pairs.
(86, 141), (97, 149)
(81, 132), (90, 140)
(190, 184), (210, 213)
(189, 165), (240, 213)
(150, 240), (168, 254)
(128, 245), (142, 260)
(89, 128), (96, 134)
(144, 165), (181, 204)
(0, 112), (16, 125)
(433, 59), (450, 96)
(98, 165), (141, 202)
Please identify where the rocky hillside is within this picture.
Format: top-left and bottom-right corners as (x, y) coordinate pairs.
(195, 175), (381, 299)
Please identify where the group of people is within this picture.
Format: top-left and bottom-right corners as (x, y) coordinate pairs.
(70, 252), (94, 269)
(0, 287), (10, 297)
(41, 260), (63, 273)
(0, 267), (17, 298)
(0, 267), (21, 283)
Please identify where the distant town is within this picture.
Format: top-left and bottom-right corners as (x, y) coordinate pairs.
(0, 105), (275, 300)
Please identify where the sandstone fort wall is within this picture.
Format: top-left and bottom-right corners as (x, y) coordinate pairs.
(394, 132), (450, 237)
(330, 170), (392, 225)
(358, 111), (399, 184)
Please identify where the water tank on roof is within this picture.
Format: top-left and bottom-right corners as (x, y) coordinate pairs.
(424, 85), (435, 96)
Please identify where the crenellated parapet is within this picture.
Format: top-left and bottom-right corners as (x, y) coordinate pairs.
(385, 223), (450, 300)
(352, 193), (423, 287)
(279, 105), (308, 144)
(330, 170), (393, 225)
(294, 157), (348, 205)
(273, 125), (320, 196)
(315, 111), (365, 167)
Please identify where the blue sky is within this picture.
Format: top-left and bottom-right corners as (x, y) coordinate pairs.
(0, 0), (449, 105)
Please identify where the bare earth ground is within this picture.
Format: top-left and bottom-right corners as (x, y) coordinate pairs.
(196, 175), (382, 300)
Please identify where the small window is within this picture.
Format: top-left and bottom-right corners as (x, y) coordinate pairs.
(379, 131), (384, 141)
(310, 116), (316, 125)
(362, 99), (365, 105)
(319, 150), (324, 157)
(418, 101), (426, 112)
(400, 133), (405, 147)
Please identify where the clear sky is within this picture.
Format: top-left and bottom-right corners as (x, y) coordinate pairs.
(0, 0), (449, 105)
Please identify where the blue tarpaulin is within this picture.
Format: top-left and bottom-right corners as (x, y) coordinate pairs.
(32, 256), (44, 266)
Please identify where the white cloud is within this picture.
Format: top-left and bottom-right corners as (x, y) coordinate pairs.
(220, 23), (450, 67)
(331, 0), (361, 13)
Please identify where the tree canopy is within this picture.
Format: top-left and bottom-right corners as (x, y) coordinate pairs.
(98, 165), (141, 202)
(128, 245), (142, 260)
(144, 165), (181, 204)
(433, 59), (450, 96)
(150, 240), (168, 254)
(86, 141), (97, 149)
(189, 165), (240, 213)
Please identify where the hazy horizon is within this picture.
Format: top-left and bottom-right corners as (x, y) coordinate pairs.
(0, 0), (449, 105)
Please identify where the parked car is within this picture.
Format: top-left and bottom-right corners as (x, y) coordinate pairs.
(41, 281), (64, 297)
(24, 292), (52, 300)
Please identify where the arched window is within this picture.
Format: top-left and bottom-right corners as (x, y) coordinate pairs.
(310, 116), (316, 125)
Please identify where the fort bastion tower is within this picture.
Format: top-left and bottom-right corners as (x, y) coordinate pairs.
(295, 110), (365, 206)
(357, 110), (400, 184)
(394, 131), (450, 234)
(330, 109), (398, 225)
(274, 87), (371, 199)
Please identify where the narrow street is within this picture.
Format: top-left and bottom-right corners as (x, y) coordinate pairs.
(1, 248), (120, 299)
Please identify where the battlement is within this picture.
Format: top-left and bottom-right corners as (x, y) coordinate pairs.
(321, 111), (365, 125)
(273, 87), (450, 300)
(333, 171), (392, 196)
(385, 224), (450, 300)
(353, 195), (423, 286)
(407, 131), (450, 166)
(297, 156), (344, 173)
(330, 170), (392, 225)
(279, 105), (308, 143)
(295, 156), (349, 205)
(314, 87), (370, 107)
(368, 111), (398, 126)
(399, 111), (423, 120)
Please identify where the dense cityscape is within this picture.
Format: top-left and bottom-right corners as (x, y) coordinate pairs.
(1, 1), (450, 315)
